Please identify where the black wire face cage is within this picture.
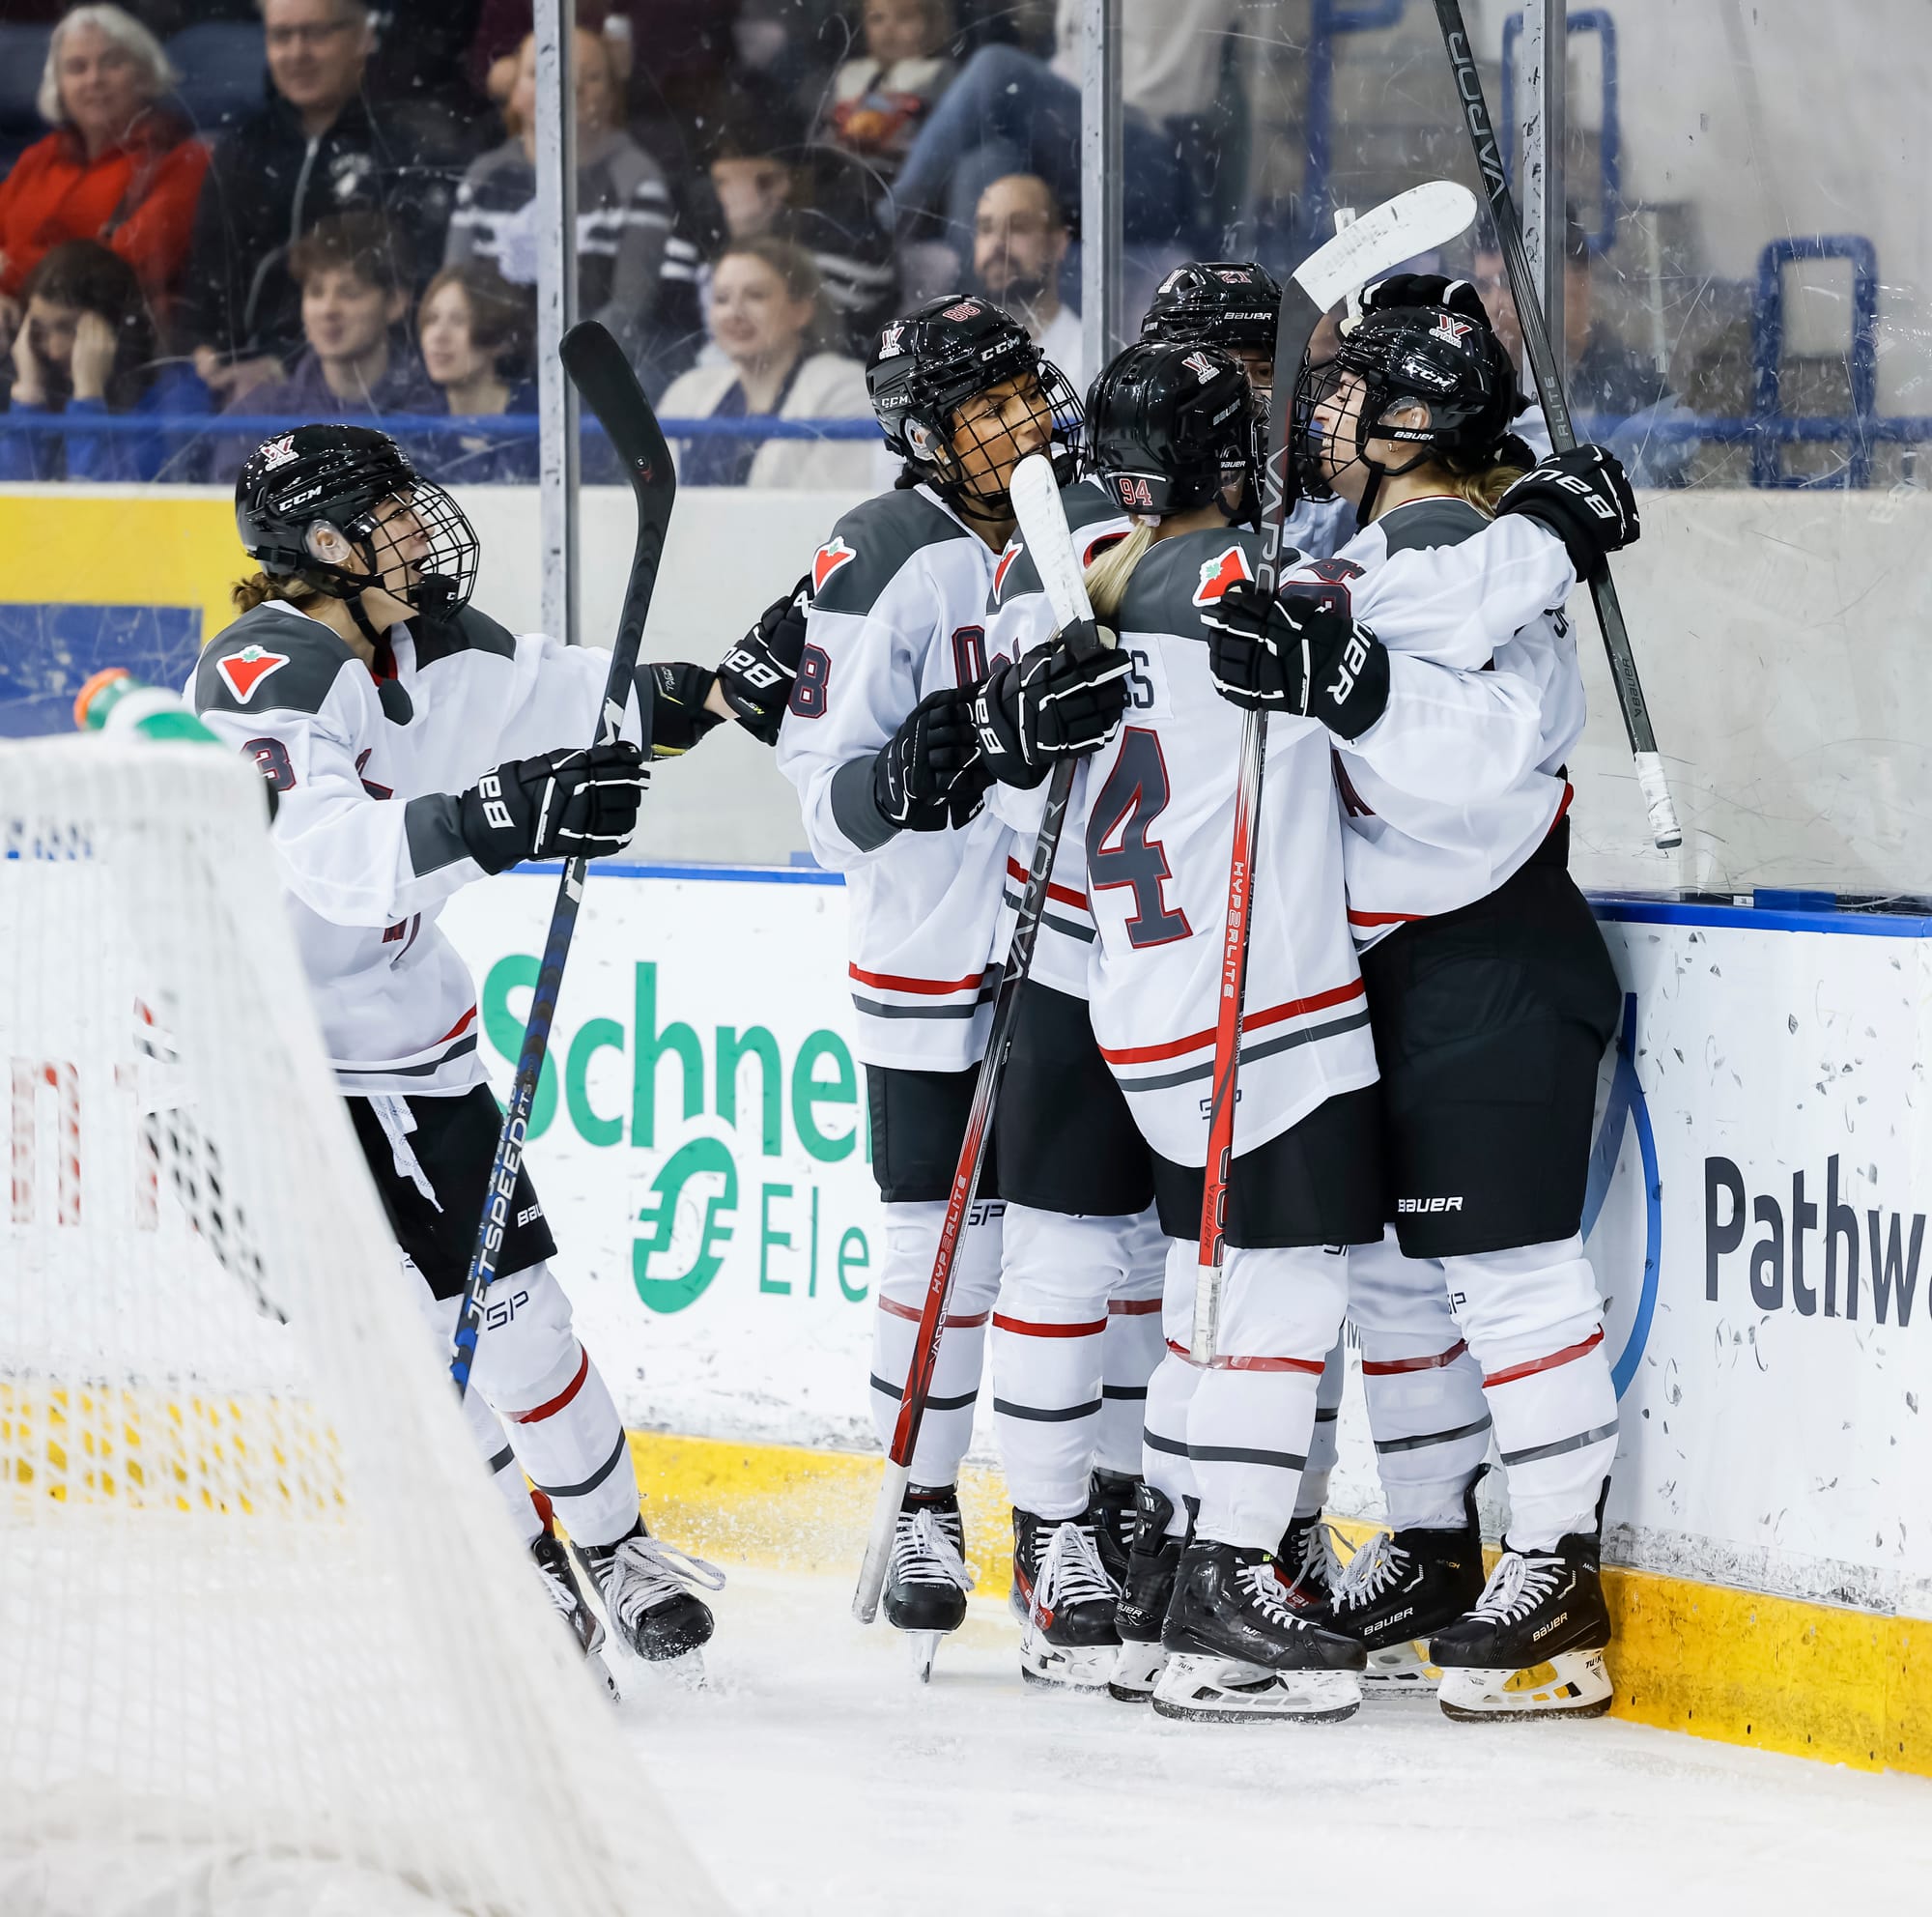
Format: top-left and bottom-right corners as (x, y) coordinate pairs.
(933, 358), (1083, 516)
(1291, 349), (1348, 501)
(326, 480), (481, 618)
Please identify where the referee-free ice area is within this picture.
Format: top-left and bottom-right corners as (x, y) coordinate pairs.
(635, 1571), (1932, 1917)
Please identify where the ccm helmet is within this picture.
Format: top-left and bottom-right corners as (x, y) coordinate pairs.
(1083, 341), (1255, 520)
(235, 423), (480, 631)
(867, 295), (1082, 513)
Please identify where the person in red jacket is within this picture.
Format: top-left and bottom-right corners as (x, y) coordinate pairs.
(0, 7), (210, 344)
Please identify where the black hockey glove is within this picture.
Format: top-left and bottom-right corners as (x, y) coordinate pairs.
(717, 573), (810, 746)
(871, 686), (986, 832)
(969, 619), (1131, 790)
(1494, 444), (1639, 583)
(1355, 272), (1490, 328)
(645, 661), (725, 756)
(1202, 579), (1390, 741)
(457, 741), (646, 873)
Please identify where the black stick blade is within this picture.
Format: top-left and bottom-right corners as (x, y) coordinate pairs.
(559, 320), (673, 502)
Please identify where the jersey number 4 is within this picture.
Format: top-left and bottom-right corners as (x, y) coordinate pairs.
(1087, 728), (1190, 949)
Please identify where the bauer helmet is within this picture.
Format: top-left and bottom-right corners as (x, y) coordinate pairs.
(1082, 340), (1255, 520)
(235, 423), (480, 625)
(867, 295), (1082, 513)
(1141, 261), (1283, 358)
(1291, 278), (1521, 521)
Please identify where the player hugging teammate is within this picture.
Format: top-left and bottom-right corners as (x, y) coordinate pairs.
(191, 423), (785, 1696)
(761, 262), (1639, 1722)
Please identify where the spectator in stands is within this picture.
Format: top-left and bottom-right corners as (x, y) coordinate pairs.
(0, 7), (210, 342)
(810, 0), (957, 186)
(889, 0), (1236, 269)
(212, 212), (436, 480)
(180, 0), (473, 405)
(444, 26), (687, 378)
(657, 234), (873, 489)
(973, 172), (1082, 386)
(416, 257), (537, 482)
(0, 237), (206, 481)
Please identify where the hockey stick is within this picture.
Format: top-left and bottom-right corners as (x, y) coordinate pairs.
(1431, 0), (1681, 853)
(852, 453), (1106, 1626)
(1192, 181), (1480, 1362)
(449, 321), (674, 1396)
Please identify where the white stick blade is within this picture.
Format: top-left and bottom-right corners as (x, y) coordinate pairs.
(1293, 181), (1480, 311)
(1009, 453), (1095, 629)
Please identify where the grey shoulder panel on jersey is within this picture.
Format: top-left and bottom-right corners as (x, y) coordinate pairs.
(1115, 527), (1268, 643)
(986, 480), (1130, 615)
(192, 606), (356, 719)
(412, 604), (518, 668)
(810, 486), (971, 618)
(829, 755), (897, 852)
(1376, 497), (1488, 555)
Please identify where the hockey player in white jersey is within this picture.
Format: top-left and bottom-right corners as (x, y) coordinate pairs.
(193, 425), (776, 1681)
(1205, 276), (1640, 1717)
(773, 297), (1125, 1672)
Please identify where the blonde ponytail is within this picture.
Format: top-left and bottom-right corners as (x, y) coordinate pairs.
(1082, 522), (1156, 621)
(1436, 458), (1527, 517)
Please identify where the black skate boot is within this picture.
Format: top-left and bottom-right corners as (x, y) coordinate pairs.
(1108, 1481), (1185, 1703)
(1010, 1505), (1120, 1690)
(1153, 1539), (1365, 1724)
(532, 1521), (618, 1701)
(1329, 1474), (1488, 1694)
(885, 1485), (974, 1682)
(1275, 1513), (1344, 1628)
(1089, 1468), (1140, 1588)
(574, 1517), (724, 1669)
(1429, 1521), (1612, 1722)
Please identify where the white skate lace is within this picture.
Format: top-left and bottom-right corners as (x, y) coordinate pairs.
(1333, 1531), (1409, 1612)
(1465, 1549), (1564, 1626)
(1285, 1519), (1346, 1600)
(892, 1506), (973, 1592)
(1026, 1518), (1114, 1628)
(606, 1533), (727, 1633)
(1236, 1560), (1310, 1633)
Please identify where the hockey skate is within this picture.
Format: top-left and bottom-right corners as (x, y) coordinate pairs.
(1010, 1506), (1119, 1690)
(1108, 1482), (1184, 1703)
(532, 1523), (619, 1701)
(1329, 1478), (1487, 1693)
(1276, 1513), (1345, 1628)
(573, 1518), (724, 1673)
(1089, 1469), (1140, 1588)
(885, 1486), (975, 1683)
(1152, 1540), (1365, 1724)
(1429, 1528), (1613, 1722)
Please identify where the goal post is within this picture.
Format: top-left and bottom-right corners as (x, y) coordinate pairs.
(0, 737), (724, 1915)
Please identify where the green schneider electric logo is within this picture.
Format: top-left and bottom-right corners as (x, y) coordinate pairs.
(484, 957), (872, 1316)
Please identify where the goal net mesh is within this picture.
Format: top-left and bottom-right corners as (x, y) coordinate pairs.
(0, 738), (724, 1916)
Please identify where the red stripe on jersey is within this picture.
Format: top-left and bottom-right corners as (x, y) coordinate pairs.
(1483, 1328), (1604, 1388)
(1361, 1340), (1468, 1376)
(1004, 856), (1089, 911)
(1097, 978), (1365, 1067)
(1162, 1338), (1321, 1374)
(1349, 907), (1425, 927)
(514, 1344), (589, 1423)
(436, 1004), (479, 1044)
(1109, 1297), (1161, 1316)
(877, 1296), (990, 1329)
(992, 1313), (1106, 1338)
(847, 962), (990, 996)
(1550, 780), (1576, 831)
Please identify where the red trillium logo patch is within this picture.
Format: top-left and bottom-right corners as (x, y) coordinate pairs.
(993, 539), (1023, 601)
(1192, 545), (1253, 606)
(811, 537), (859, 593)
(215, 644), (291, 704)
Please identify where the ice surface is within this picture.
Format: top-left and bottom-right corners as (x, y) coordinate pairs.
(633, 1571), (1932, 1917)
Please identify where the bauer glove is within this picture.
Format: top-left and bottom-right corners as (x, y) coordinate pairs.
(871, 686), (986, 832)
(457, 740), (646, 873)
(1203, 579), (1389, 741)
(1495, 444), (1639, 583)
(970, 618), (1130, 789)
(645, 661), (725, 756)
(717, 574), (810, 745)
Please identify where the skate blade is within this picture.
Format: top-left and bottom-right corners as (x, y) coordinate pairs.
(1017, 1630), (1117, 1692)
(1361, 1640), (1442, 1694)
(907, 1630), (944, 1684)
(1436, 1649), (1611, 1722)
(1106, 1640), (1165, 1704)
(1150, 1653), (1360, 1725)
(587, 1649), (621, 1704)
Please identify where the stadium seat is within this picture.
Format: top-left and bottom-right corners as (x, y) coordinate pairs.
(165, 21), (268, 137)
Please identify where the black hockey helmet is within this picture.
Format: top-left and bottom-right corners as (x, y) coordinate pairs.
(867, 295), (1081, 513)
(1291, 277), (1521, 520)
(1140, 261), (1283, 357)
(235, 423), (480, 623)
(1082, 340), (1255, 520)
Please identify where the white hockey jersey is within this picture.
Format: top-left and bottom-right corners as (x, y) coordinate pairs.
(188, 599), (644, 1096)
(774, 482), (1016, 1073)
(1316, 499), (1583, 940)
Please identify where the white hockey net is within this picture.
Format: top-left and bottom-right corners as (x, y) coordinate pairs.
(0, 739), (724, 1916)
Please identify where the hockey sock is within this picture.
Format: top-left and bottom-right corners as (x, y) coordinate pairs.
(869, 1197), (1003, 1487)
(1142, 1237), (1202, 1529)
(1350, 1230), (1492, 1531)
(1098, 1206), (1167, 1476)
(1443, 1237), (1620, 1551)
(1293, 1339), (1346, 1521)
(991, 1204), (1119, 1520)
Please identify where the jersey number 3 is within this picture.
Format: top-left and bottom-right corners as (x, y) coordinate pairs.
(1087, 728), (1190, 949)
